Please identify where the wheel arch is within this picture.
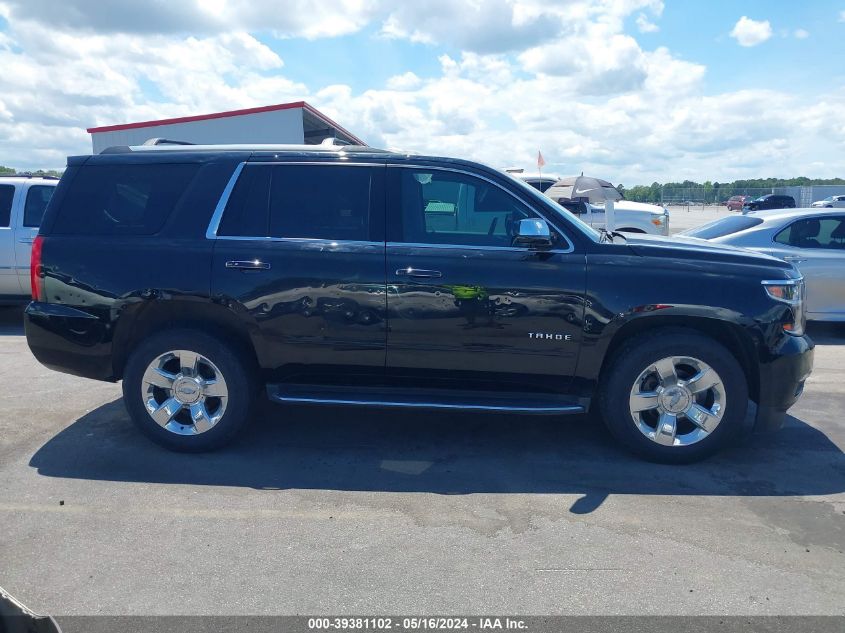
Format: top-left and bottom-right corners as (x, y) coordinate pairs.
(598, 315), (760, 403)
(112, 299), (260, 380)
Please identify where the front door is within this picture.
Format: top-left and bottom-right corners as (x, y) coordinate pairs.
(210, 161), (387, 380)
(385, 165), (586, 394)
(770, 215), (845, 318)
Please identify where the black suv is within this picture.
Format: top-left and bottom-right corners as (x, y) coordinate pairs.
(25, 144), (814, 462)
(742, 194), (797, 213)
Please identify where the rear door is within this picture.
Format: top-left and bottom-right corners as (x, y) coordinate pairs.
(770, 215), (845, 318)
(0, 184), (19, 296)
(210, 161), (388, 380)
(14, 183), (54, 294)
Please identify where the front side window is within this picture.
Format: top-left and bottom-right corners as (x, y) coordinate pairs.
(774, 217), (845, 249)
(397, 169), (535, 247)
(52, 164), (199, 235)
(0, 185), (13, 227)
(218, 164), (373, 241)
(24, 185), (55, 227)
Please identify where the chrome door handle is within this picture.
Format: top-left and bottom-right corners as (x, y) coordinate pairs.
(18, 237), (34, 244)
(225, 260), (271, 271)
(783, 256), (806, 263)
(395, 267), (442, 279)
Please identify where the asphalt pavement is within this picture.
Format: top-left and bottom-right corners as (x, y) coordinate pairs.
(0, 305), (843, 616)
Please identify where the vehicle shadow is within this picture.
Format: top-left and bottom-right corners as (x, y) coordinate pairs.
(0, 306), (25, 335)
(29, 396), (845, 514)
(807, 321), (845, 345)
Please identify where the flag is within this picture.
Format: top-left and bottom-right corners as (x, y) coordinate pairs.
(537, 151), (546, 169)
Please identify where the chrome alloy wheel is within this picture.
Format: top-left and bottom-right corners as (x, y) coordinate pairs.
(628, 356), (726, 447)
(141, 350), (228, 436)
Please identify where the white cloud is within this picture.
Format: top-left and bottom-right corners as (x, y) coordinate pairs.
(794, 28), (809, 39)
(730, 16), (773, 47)
(0, 0), (843, 185)
(0, 0), (382, 39)
(636, 13), (659, 33)
(839, 10), (845, 22)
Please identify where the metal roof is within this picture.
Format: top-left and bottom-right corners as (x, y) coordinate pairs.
(101, 143), (390, 155)
(86, 101), (366, 146)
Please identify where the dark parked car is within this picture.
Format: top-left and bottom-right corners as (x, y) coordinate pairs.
(743, 194), (796, 213)
(25, 144), (813, 463)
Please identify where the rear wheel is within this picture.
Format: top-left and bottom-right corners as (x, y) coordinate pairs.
(122, 329), (256, 452)
(599, 329), (748, 463)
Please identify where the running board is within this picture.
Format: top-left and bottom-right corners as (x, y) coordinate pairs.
(266, 384), (586, 415)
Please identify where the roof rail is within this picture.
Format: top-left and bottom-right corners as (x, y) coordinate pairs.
(142, 138), (196, 146)
(320, 137), (352, 147)
(0, 172), (60, 180)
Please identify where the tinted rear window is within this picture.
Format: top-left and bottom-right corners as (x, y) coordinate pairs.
(24, 185), (55, 227)
(683, 215), (764, 239)
(0, 185), (13, 227)
(51, 164), (199, 235)
(218, 164), (373, 241)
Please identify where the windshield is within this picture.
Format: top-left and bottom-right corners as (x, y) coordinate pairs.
(505, 173), (602, 242)
(682, 215), (764, 239)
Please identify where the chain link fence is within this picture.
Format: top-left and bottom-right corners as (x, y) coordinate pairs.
(626, 185), (845, 208)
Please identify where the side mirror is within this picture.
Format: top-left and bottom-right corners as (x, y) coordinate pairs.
(514, 218), (553, 249)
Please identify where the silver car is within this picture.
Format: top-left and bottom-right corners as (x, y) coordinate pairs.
(680, 208), (845, 322)
(811, 194), (845, 208)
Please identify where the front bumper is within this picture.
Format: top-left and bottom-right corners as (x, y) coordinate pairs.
(753, 333), (814, 432)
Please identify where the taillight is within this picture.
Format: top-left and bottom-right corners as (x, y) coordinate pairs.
(30, 235), (44, 302)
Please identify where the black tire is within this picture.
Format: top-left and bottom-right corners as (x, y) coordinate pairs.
(122, 329), (256, 452)
(599, 328), (748, 464)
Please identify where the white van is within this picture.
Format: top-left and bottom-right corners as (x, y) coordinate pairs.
(0, 176), (58, 303)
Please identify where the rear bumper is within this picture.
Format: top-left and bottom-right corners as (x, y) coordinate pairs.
(24, 302), (115, 381)
(753, 333), (814, 432)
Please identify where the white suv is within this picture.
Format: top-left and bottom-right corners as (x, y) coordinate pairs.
(0, 175), (58, 303)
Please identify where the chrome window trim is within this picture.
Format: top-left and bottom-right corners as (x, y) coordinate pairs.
(205, 161), (246, 239)
(212, 235), (383, 247)
(386, 164), (575, 254)
(386, 241), (573, 254)
(205, 161), (381, 241)
(205, 160), (576, 254)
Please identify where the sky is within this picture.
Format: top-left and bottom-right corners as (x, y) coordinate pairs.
(0, 0), (843, 185)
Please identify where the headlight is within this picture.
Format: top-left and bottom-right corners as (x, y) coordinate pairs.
(762, 279), (805, 335)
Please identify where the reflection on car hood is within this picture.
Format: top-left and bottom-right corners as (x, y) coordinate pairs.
(623, 233), (792, 268)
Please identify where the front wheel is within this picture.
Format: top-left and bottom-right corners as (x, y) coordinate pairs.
(599, 329), (748, 463)
(122, 329), (256, 452)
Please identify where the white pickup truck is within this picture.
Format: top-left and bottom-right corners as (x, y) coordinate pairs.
(555, 199), (670, 236)
(507, 170), (670, 235)
(0, 175), (57, 303)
